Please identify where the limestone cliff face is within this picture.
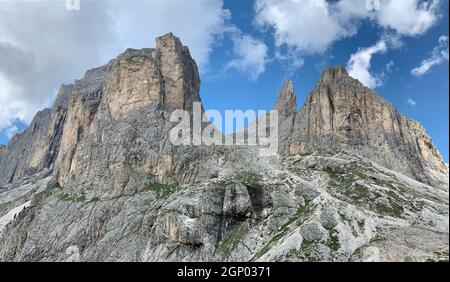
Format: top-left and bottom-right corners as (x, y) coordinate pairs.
(156, 33), (201, 112)
(0, 33), (205, 189)
(104, 33), (201, 119)
(0, 35), (448, 263)
(52, 33), (210, 194)
(53, 85), (103, 187)
(283, 66), (448, 189)
(105, 49), (163, 120)
(0, 108), (65, 185)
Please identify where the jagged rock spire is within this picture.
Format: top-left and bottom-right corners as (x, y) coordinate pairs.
(156, 33), (201, 112)
(284, 65), (448, 189)
(274, 79), (297, 117)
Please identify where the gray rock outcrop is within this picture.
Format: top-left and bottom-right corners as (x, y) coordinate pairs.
(0, 34), (448, 262)
(284, 66), (448, 189)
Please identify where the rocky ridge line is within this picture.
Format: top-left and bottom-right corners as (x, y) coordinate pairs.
(0, 34), (448, 262)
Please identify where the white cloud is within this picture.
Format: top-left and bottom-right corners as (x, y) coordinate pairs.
(226, 32), (269, 81)
(347, 33), (403, 88)
(347, 40), (387, 88)
(254, 0), (360, 54)
(377, 0), (440, 36)
(110, 0), (229, 70)
(5, 126), (18, 139)
(0, 1), (115, 127)
(253, 0), (441, 70)
(0, 0), (230, 131)
(411, 35), (449, 77)
(407, 98), (417, 107)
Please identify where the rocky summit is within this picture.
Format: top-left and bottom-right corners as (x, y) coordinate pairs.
(0, 33), (448, 262)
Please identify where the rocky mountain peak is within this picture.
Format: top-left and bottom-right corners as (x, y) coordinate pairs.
(0, 33), (203, 187)
(156, 33), (201, 112)
(274, 79), (296, 116)
(284, 66), (448, 189)
(104, 32), (201, 119)
(156, 32), (187, 54)
(319, 65), (349, 83)
(0, 34), (448, 263)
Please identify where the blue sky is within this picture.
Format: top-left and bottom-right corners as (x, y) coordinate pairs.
(0, 0), (449, 161)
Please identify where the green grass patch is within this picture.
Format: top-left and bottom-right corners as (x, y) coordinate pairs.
(327, 231), (341, 252)
(280, 204), (310, 231)
(369, 235), (386, 244)
(357, 219), (365, 231)
(217, 172), (264, 189)
(324, 167), (354, 189)
(75, 195), (86, 202)
(376, 201), (404, 218)
(298, 240), (321, 262)
(47, 181), (61, 190)
(143, 182), (179, 198)
(217, 222), (249, 258)
(55, 193), (86, 203)
(235, 172), (264, 188)
(251, 203), (311, 261)
(56, 193), (72, 202)
(251, 227), (290, 262)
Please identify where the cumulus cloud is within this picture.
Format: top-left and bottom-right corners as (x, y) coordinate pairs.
(0, 0), (230, 132)
(254, 0), (361, 55)
(0, 1), (116, 127)
(109, 0), (229, 70)
(347, 40), (387, 88)
(411, 35), (449, 77)
(253, 0), (441, 69)
(226, 32), (269, 81)
(377, 0), (440, 36)
(347, 33), (404, 88)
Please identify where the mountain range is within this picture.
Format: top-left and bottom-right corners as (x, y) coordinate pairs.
(0, 33), (448, 262)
